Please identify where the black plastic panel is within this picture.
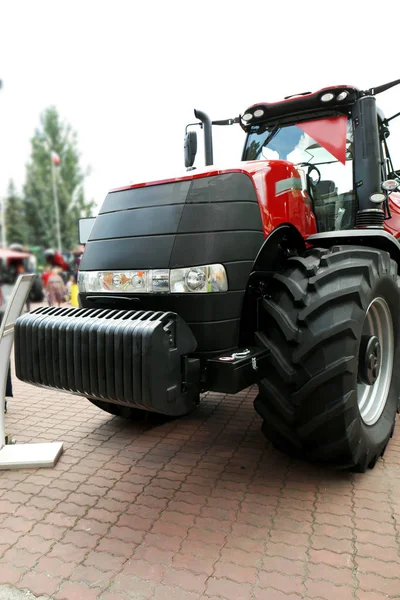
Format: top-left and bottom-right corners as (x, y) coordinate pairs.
(89, 202), (261, 241)
(186, 173), (257, 203)
(177, 202), (262, 233)
(188, 319), (240, 352)
(225, 262), (255, 290)
(169, 231), (265, 267)
(81, 236), (175, 270)
(82, 291), (245, 324)
(100, 181), (191, 213)
(15, 307), (199, 416)
(90, 206), (184, 240)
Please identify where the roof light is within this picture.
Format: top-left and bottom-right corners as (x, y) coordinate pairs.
(254, 109), (264, 118)
(321, 93), (334, 102)
(337, 91), (349, 101)
(242, 113), (253, 122)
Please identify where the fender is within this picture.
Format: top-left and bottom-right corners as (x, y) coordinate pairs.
(253, 223), (306, 272)
(306, 230), (400, 267)
(239, 225), (400, 346)
(239, 223), (306, 346)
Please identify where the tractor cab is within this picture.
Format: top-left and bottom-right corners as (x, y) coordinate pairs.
(242, 109), (355, 232)
(239, 84), (400, 233)
(186, 81), (400, 234)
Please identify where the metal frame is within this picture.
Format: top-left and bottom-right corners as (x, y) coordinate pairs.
(0, 274), (63, 469)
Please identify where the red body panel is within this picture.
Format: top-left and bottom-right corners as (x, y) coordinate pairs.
(246, 161), (317, 237)
(384, 193), (400, 240)
(111, 161), (318, 239)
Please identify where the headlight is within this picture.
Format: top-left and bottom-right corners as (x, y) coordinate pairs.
(170, 265), (228, 293)
(78, 264), (228, 294)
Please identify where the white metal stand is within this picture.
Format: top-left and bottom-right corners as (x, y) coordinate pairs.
(0, 274), (63, 469)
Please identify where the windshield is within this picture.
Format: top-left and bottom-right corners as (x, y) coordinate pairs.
(243, 117), (355, 231)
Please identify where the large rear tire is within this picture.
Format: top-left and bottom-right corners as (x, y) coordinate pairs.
(254, 245), (399, 471)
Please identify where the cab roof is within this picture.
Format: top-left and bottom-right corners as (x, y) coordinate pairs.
(240, 85), (361, 131)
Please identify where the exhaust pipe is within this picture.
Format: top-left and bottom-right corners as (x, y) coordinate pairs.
(352, 95), (384, 228)
(194, 109), (214, 166)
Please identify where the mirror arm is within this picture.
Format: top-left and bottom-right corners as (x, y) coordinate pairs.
(212, 117), (240, 126)
(385, 111), (400, 124)
(363, 78), (400, 96)
(185, 122), (203, 134)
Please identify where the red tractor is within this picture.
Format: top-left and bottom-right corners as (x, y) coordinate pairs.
(15, 79), (400, 472)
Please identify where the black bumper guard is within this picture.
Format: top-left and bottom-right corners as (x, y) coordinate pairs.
(14, 306), (200, 416)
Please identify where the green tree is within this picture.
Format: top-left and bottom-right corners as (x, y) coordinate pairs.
(24, 107), (95, 250)
(5, 180), (27, 245)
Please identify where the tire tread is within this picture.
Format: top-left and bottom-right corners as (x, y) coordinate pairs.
(254, 245), (399, 471)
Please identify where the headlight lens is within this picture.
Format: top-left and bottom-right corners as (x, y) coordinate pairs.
(78, 264), (228, 294)
(171, 265), (227, 293)
(186, 268), (206, 291)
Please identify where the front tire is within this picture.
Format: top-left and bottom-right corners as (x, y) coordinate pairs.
(254, 245), (399, 471)
(88, 399), (146, 419)
(88, 399), (174, 424)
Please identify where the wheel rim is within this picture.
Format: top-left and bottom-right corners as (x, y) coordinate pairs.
(357, 297), (394, 426)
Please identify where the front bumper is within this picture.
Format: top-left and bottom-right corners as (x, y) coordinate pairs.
(14, 306), (200, 416)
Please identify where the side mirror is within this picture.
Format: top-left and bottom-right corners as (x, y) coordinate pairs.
(78, 217), (96, 244)
(184, 130), (197, 168)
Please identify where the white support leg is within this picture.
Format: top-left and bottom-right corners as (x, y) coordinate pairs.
(0, 274), (63, 469)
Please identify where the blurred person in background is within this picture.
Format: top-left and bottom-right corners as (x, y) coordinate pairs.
(17, 264), (31, 312)
(47, 266), (66, 307)
(41, 265), (52, 305)
(5, 365), (12, 413)
(41, 264), (52, 286)
(0, 292), (13, 413)
(66, 274), (79, 306)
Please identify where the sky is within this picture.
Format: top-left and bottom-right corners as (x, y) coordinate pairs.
(1, 0), (400, 215)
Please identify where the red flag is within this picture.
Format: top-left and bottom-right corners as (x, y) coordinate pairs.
(51, 151), (61, 166)
(296, 116), (348, 165)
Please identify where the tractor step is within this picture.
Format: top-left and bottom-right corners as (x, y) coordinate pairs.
(206, 347), (270, 394)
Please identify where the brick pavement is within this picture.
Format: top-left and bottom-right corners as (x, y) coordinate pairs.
(1, 375), (400, 600)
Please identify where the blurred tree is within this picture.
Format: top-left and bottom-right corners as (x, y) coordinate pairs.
(5, 180), (27, 245)
(24, 107), (95, 250)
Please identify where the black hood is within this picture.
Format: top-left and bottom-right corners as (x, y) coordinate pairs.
(80, 172), (263, 270)
(80, 172), (264, 354)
